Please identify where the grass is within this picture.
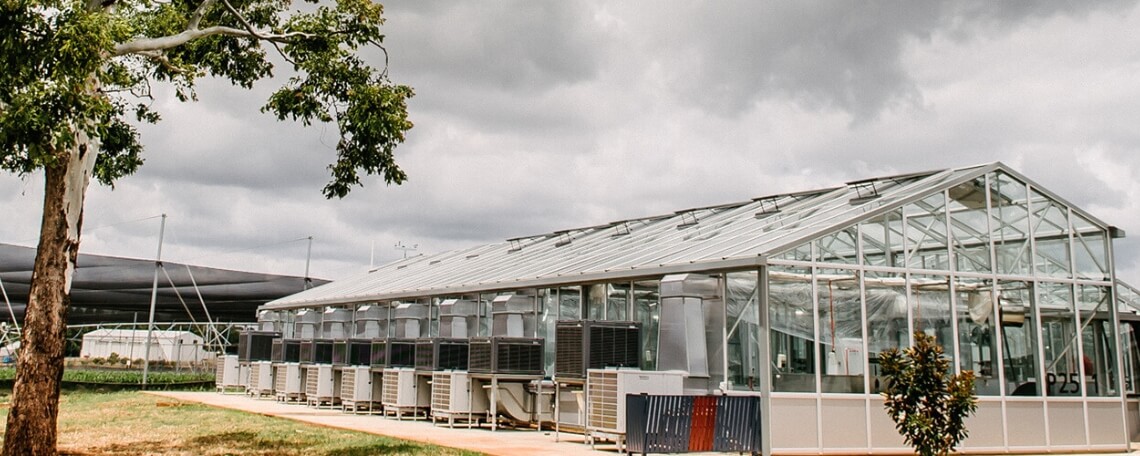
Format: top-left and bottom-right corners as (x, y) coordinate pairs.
(0, 367), (214, 385)
(0, 390), (483, 456)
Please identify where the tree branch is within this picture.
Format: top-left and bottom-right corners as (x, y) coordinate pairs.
(114, 26), (309, 56)
(218, 0), (296, 65)
(187, 0), (218, 30)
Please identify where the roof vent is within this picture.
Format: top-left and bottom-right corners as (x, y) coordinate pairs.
(754, 196), (781, 218)
(676, 211), (699, 229)
(848, 180), (881, 205)
(554, 231), (572, 247)
(612, 222), (632, 237)
(508, 239), (523, 253)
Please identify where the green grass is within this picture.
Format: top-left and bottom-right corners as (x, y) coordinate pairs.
(0, 390), (482, 455)
(0, 367), (214, 385)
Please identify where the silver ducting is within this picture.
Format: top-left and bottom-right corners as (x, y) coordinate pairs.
(392, 301), (427, 339)
(439, 299), (478, 338)
(492, 295), (536, 337)
(658, 273), (719, 377)
(294, 309), (322, 340)
(321, 307), (353, 340)
(353, 304), (389, 339)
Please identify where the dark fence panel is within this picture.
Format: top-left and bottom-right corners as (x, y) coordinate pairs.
(626, 394), (761, 455)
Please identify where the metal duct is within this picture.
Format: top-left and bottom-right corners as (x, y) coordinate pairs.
(658, 274), (719, 377)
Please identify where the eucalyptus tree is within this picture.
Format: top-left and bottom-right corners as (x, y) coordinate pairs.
(0, 0), (413, 451)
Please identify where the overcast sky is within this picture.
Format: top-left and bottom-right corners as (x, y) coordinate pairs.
(4, 1), (1140, 288)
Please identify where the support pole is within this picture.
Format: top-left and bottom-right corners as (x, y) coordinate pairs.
(142, 214), (167, 388)
(304, 236), (313, 290)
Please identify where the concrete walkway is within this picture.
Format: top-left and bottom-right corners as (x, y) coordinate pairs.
(145, 391), (616, 456)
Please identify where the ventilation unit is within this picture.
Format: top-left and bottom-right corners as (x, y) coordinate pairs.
(248, 360), (274, 397)
(353, 304), (389, 339)
(293, 309), (322, 340)
(257, 310), (285, 333)
(341, 365), (383, 413)
(272, 339), (301, 363)
(431, 371), (489, 426)
(555, 321), (641, 378)
(586, 369), (685, 444)
(439, 299), (478, 338)
(381, 367), (429, 419)
(469, 337), (545, 375)
(238, 331), (280, 362)
(304, 364), (340, 407)
(273, 362), (304, 402)
(215, 355), (242, 392)
(321, 307), (353, 340)
(492, 294), (536, 337)
(333, 339), (373, 366)
(415, 338), (470, 371)
(392, 301), (427, 339)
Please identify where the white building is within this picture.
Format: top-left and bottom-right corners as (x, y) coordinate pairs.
(80, 329), (213, 363)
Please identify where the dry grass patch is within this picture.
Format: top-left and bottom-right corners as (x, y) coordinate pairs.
(1, 391), (480, 456)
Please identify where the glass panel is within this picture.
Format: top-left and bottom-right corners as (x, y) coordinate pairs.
(956, 278), (1000, 395)
(768, 265), (815, 392)
(816, 225), (858, 265)
(634, 280), (660, 370)
(539, 288), (557, 376)
(1072, 214), (1109, 282)
(1040, 282), (1079, 396)
(1121, 322), (1140, 394)
(559, 286), (581, 320)
(819, 267), (865, 394)
(867, 270), (906, 394)
(948, 177), (992, 273)
(727, 271), (761, 391)
(998, 280), (1039, 396)
(905, 193), (950, 270)
(860, 209), (906, 267)
(1078, 285), (1116, 396)
(991, 172), (1032, 276)
(607, 282), (631, 321)
(478, 293), (495, 337)
(911, 274), (954, 369)
(772, 241), (813, 262)
(1030, 190), (1072, 278)
(585, 284), (606, 320)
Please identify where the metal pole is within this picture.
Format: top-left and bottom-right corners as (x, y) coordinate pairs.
(304, 236), (313, 290)
(142, 214), (167, 388)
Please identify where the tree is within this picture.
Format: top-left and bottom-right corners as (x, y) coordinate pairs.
(0, 0), (413, 451)
(879, 332), (977, 456)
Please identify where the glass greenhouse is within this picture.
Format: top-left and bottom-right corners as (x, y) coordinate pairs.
(262, 162), (1140, 453)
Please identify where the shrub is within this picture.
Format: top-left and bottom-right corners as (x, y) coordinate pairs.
(879, 331), (977, 456)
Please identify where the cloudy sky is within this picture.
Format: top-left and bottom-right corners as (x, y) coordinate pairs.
(4, 1), (1140, 288)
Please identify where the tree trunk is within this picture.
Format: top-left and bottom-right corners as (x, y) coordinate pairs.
(3, 132), (98, 456)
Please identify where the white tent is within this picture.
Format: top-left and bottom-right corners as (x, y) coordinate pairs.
(80, 329), (213, 364)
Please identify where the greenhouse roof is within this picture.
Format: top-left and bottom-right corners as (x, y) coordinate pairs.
(265, 162), (1120, 310)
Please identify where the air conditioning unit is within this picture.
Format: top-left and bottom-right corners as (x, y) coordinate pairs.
(334, 339), (372, 366)
(468, 337), (544, 375)
(304, 364), (340, 407)
(340, 365), (383, 413)
(387, 339), (417, 367)
(215, 355), (241, 392)
(555, 320), (641, 378)
(238, 363), (251, 389)
(431, 371), (489, 426)
(238, 331), (280, 362)
(248, 361), (274, 397)
(415, 338), (470, 371)
(272, 339), (302, 363)
(382, 367), (429, 419)
(273, 362), (304, 402)
(586, 369), (685, 442)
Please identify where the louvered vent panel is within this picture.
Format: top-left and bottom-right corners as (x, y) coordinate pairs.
(249, 363), (261, 387)
(215, 359), (226, 380)
(415, 339), (435, 370)
(555, 323), (584, 377)
(388, 340), (416, 367)
(587, 370), (620, 432)
(437, 341), (469, 370)
(469, 340), (492, 372)
(589, 325), (640, 370)
(556, 321), (640, 378)
(431, 371), (452, 411)
(271, 340), (284, 362)
(305, 366), (320, 398)
(299, 342), (314, 364)
(341, 369), (355, 398)
(382, 369), (399, 404)
(274, 365), (287, 392)
(371, 340), (388, 367)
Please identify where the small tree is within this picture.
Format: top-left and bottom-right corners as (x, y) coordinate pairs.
(879, 331), (977, 456)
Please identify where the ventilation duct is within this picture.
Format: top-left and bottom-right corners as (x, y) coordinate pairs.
(439, 299), (478, 338)
(658, 274), (718, 377)
(492, 295), (536, 337)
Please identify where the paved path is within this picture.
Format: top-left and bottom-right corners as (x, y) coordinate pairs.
(145, 391), (616, 456)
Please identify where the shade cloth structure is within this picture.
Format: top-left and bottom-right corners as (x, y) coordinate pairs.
(79, 329), (212, 362)
(0, 243), (327, 325)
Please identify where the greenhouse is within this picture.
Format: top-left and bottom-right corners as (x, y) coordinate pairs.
(256, 162), (1140, 454)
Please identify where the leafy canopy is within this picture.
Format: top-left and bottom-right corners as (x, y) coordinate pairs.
(879, 331), (977, 456)
(0, 0), (413, 197)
